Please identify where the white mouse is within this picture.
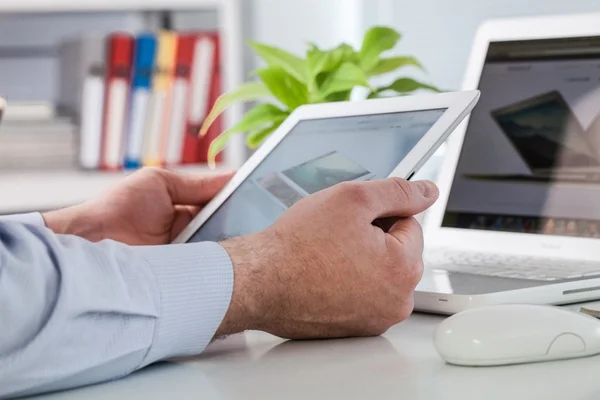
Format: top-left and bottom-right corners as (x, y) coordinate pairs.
(434, 304), (600, 366)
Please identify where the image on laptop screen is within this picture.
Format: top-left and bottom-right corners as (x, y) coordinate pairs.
(491, 90), (599, 169)
(442, 36), (600, 238)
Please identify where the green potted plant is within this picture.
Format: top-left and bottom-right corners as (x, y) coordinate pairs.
(199, 26), (440, 166)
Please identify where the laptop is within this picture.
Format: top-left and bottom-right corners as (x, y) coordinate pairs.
(415, 13), (600, 314)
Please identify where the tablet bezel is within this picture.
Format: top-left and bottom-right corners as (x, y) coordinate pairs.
(172, 90), (480, 244)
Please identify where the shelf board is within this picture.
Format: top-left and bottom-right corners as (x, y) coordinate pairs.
(0, 165), (229, 214)
(0, 0), (221, 12)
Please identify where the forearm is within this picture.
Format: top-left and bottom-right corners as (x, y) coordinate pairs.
(0, 221), (233, 399)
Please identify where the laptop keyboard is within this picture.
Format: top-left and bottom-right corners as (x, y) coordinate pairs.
(424, 249), (600, 281)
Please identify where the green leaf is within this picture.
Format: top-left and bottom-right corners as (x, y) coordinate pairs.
(359, 26), (401, 71)
(207, 103), (289, 166)
(199, 81), (271, 137)
(256, 67), (309, 110)
(325, 90), (352, 102)
(306, 43), (358, 79)
(367, 56), (424, 77)
(246, 119), (285, 148)
(249, 41), (308, 84)
(230, 103), (288, 132)
(337, 43), (359, 63)
(306, 46), (339, 79)
(318, 62), (370, 99)
(379, 77), (441, 94)
(207, 131), (234, 168)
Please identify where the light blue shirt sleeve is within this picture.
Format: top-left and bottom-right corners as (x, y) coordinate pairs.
(0, 216), (234, 399)
(0, 211), (45, 226)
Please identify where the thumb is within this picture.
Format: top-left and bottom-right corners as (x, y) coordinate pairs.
(357, 178), (439, 220)
(159, 169), (235, 205)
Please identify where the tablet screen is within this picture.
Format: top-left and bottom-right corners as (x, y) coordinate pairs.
(188, 108), (446, 242)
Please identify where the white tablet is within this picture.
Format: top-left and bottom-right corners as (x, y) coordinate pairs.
(173, 90), (480, 243)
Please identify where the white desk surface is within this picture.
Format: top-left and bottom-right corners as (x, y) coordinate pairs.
(31, 302), (600, 400)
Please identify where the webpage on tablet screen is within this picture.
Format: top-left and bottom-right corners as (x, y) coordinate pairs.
(188, 109), (446, 242)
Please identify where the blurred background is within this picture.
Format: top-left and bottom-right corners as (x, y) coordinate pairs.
(1, 0), (599, 216)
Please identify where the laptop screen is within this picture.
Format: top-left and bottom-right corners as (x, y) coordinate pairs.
(442, 36), (600, 238)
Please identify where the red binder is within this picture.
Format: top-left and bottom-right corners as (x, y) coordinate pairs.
(181, 32), (222, 164)
(163, 33), (195, 165)
(198, 33), (223, 164)
(100, 33), (134, 170)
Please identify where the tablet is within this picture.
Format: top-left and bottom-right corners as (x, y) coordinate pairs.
(173, 90), (480, 243)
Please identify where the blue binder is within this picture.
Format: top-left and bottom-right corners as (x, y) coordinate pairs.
(124, 33), (157, 169)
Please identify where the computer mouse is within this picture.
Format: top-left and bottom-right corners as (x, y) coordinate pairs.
(434, 304), (600, 366)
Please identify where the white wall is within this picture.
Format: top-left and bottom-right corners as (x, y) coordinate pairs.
(247, 0), (363, 66)
(377, 0), (600, 90)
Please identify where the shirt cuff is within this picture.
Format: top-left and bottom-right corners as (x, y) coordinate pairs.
(0, 212), (45, 226)
(137, 242), (234, 365)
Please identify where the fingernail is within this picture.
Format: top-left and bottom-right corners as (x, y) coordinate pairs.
(414, 180), (438, 199)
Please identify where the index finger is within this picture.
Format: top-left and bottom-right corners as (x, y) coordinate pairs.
(387, 217), (425, 255)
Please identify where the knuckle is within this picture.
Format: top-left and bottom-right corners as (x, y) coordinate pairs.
(369, 325), (391, 337)
(390, 177), (413, 203)
(389, 298), (415, 326)
(373, 295), (416, 333)
(364, 315), (394, 336)
(400, 297), (415, 320)
(380, 310), (408, 330)
(337, 182), (372, 207)
(403, 217), (424, 239)
(395, 256), (424, 289)
(386, 252), (423, 291)
(410, 217), (424, 234)
(409, 260), (425, 287)
(141, 166), (164, 178)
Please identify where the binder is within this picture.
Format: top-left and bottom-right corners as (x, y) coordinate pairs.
(197, 33), (223, 164)
(79, 65), (105, 169)
(100, 33), (134, 170)
(181, 33), (217, 164)
(124, 33), (156, 169)
(141, 30), (176, 167)
(77, 37), (106, 170)
(164, 33), (195, 166)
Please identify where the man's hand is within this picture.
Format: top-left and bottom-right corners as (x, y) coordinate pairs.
(43, 168), (233, 245)
(217, 178), (438, 339)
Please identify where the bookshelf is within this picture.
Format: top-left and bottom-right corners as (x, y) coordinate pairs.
(0, 0), (247, 214)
